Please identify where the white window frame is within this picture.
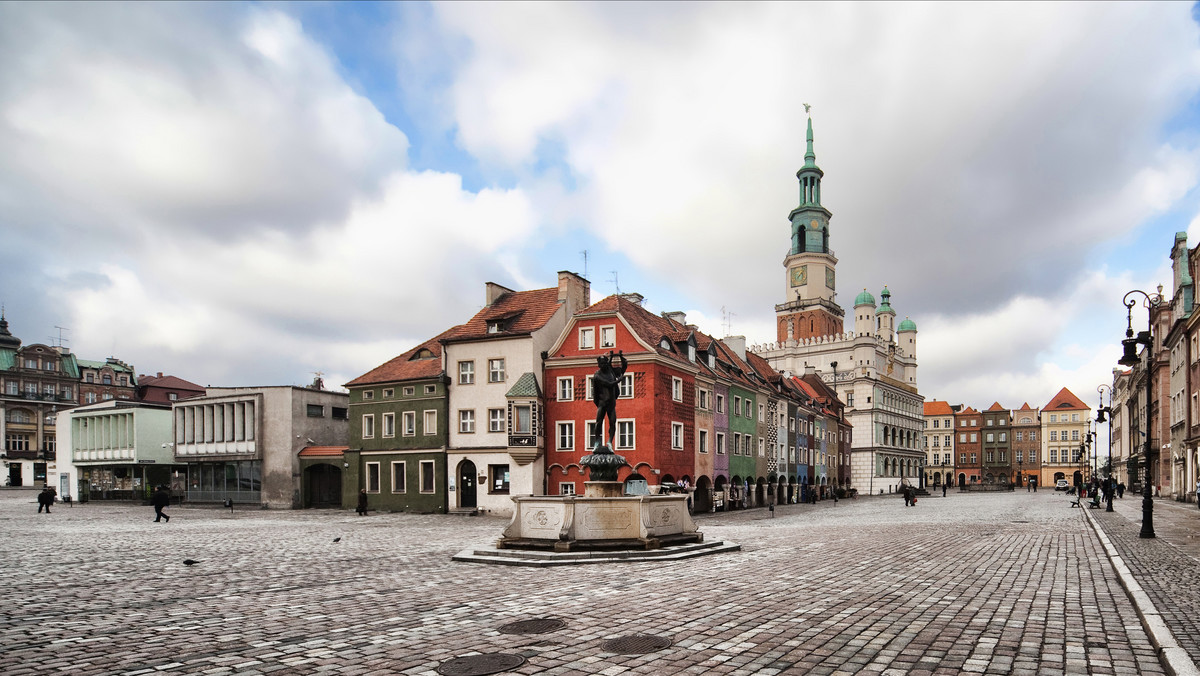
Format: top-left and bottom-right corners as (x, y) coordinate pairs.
(382, 412), (395, 438)
(362, 414), (375, 439)
(579, 327), (595, 350)
(558, 377), (574, 402)
(672, 377), (683, 402)
(616, 419), (635, 450)
(419, 460), (435, 493)
(488, 358), (506, 383)
(716, 394), (725, 414)
(698, 429), (708, 454)
(758, 437), (765, 457)
(557, 421), (575, 451)
(716, 432), (726, 455)
(363, 391), (374, 401)
(403, 386), (415, 396)
(403, 411), (416, 436)
(758, 404), (765, 422)
(391, 461), (407, 493)
(600, 325), (616, 348)
(382, 388), (394, 399)
(458, 361), (475, 385)
(488, 408), (505, 433)
(365, 462), (381, 493)
(423, 410), (437, 435)
(459, 409), (475, 434)
(671, 422), (684, 449)
(559, 482), (576, 495)
(618, 374), (633, 398)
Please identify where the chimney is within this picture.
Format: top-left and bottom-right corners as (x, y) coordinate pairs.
(619, 292), (645, 307)
(662, 311), (687, 327)
(157, 372), (163, 378)
(723, 335), (746, 360)
(557, 271), (591, 315)
(485, 282), (515, 307)
(804, 365), (817, 376)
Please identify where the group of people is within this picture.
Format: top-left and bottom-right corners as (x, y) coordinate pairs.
(901, 483), (918, 507)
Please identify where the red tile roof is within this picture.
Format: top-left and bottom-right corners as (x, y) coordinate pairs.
(924, 400), (955, 416)
(958, 407), (979, 415)
(298, 446), (348, 457)
(345, 329), (454, 387)
(576, 295), (695, 367)
(446, 287), (563, 342)
(986, 402), (1007, 412)
(1043, 387), (1089, 411)
(1018, 402), (1034, 410)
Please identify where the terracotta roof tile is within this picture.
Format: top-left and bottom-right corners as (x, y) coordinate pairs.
(924, 400), (955, 416)
(1043, 387), (1089, 411)
(577, 295), (694, 367)
(449, 288), (563, 341)
(298, 446), (348, 457)
(986, 402), (1007, 412)
(345, 329), (455, 387)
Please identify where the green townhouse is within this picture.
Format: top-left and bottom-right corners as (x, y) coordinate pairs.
(713, 338), (761, 508)
(341, 330), (452, 513)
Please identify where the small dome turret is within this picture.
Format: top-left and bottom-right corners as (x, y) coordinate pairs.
(898, 317), (917, 332)
(877, 286), (896, 316)
(854, 289), (876, 307)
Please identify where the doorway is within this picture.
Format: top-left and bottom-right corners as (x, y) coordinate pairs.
(8, 463), (21, 487)
(304, 464), (342, 508)
(458, 460), (477, 508)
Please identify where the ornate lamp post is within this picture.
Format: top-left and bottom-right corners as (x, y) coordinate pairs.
(1118, 289), (1162, 539)
(1097, 384), (1114, 512)
(830, 361), (838, 495)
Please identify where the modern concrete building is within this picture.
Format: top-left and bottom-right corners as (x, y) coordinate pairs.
(171, 386), (349, 508)
(55, 400), (178, 501)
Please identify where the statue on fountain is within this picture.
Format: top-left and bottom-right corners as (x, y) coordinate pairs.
(579, 350), (628, 482)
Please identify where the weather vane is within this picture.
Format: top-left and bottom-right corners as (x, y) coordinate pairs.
(803, 103), (811, 115)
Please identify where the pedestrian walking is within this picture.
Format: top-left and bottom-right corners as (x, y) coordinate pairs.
(357, 489), (369, 516)
(942, 484), (948, 498)
(1195, 479), (1200, 510)
(37, 486), (53, 513)
(151, 485), (171, 522)
(1117, 482), (1125, 498)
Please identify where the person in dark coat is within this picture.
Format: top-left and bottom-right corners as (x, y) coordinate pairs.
(37, 487), (53, 513)
(151, 486), (171, 522)
(356, 489), (368, 516)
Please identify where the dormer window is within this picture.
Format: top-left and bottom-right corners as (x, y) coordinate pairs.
(688, 344), (696, 362)
(414, 348), (435, 360)
(487, 321), (502, 334)
(660, 338), (671, 350)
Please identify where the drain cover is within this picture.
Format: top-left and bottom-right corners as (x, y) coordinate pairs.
(600, 634), (673, 654)
(498, 618), (567, 634)
(436, 653), (526, 676)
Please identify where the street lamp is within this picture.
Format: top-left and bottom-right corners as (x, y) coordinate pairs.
(830, 360), (839, 495)
(1097, 384), (1114, 512)
(1118, 289), (1162, 539)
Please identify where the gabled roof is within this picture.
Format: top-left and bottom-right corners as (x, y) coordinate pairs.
(446, 287), (563, 342)
(1018, 402), (1035, 410)
(1043, 387), (1088, 411)
(924, 400), (955, 416)
(506, 372), (541, 398)
(576, 295), (695, 367)
(345, 329), (454, 387)
(986, 402), (1007, 412)
(958, 406), (979, 416)
(138, 374), (205, 392)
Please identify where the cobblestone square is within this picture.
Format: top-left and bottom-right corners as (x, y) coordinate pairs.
(0, 489), (1182, 675)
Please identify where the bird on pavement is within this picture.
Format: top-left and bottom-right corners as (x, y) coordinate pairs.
(332, 537), (341, 543)
(182, 559), (201, 566)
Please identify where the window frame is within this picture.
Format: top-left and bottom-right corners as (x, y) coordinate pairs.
(365, 462), (381, 493)
(419, 460), (435, 493)
(488, 408), (505, 433)
(423, 410), (437, 435)
(558, 377), (574, 402)
(599, 325), (616, 348)
(362, 414), (375, 439)
(579, 327), (595, 350)
(458, 361), (475, 385)
(391, 461), (407, 493)
(459, 409), (475, 434)
(616, 419), (635, 450)
(382, 412), (395, 438)
(403, 411), (416, 436)
(671, 422), (684, 449)
(488, 358), (506, 383)
(557, 421), (575, 451)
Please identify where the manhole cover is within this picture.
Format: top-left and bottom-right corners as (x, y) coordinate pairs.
(436, 653), (526, 676)
(600, 634), (673, 654)
(498, 618), (567, 634)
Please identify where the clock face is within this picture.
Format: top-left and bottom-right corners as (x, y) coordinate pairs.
(825, 267), (835, 290)
(790, 265), (807, 287)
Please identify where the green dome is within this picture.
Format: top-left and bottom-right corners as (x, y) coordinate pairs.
(854, 289), (876, 307)
(877, 286), (896, 315)
(898, 317), (917, 332)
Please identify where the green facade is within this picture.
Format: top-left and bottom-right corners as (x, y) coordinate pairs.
(346, 376), (449, 513)
(727, 385), (757, 483)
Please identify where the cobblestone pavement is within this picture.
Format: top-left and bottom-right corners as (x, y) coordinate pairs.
(1090, 491), (1200, 667)
(0, 488), (1168, 675)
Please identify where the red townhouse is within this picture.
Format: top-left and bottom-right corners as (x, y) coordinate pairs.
(543, 294), (700, 496)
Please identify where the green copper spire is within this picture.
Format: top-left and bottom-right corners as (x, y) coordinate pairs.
(804, 115), (817, 168)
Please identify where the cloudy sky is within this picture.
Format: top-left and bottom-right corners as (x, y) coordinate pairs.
(2, 2), (1199, 424)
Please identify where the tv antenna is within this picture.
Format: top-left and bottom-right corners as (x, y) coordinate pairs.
(580, 249), (589, 280)
(51, 326), (71, 349)
(609, 270), (621, 295)
(721, 306), (736, 336)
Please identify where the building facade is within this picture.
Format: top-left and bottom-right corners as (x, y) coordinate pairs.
(56, 400), (178, 501)
(1039, 388), (1091, 489)
(923, 400), (955, 488)
(1011, 404), (1041, 488)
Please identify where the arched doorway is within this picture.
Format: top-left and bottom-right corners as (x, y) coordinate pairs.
(303, 463), (342, 508)
(694, 475), (712, 513)
(958, 473), (966, 488)
(714, 475), (728, 511)
(755, 477), (766, 507)
(458, 460), (477, 508)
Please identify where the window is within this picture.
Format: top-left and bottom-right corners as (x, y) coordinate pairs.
(1050, 414), (1057, 422)
(734, 397), (741, 416)
(459, 361), (475, 385)
(558, 377), (574, 401)
(557, 422), (574, 451)
(489, 464), (510, 493)
(586, 422), (599, 447)
(969, 433), (977, 442)
(944, 435), (950, 446)
(1030, 450), (1037, 462)
(489, 409), (505, 433)
(459, 410), (475, 433)
(1071, 414), (1079, 422)
(933, 420), (940, 429)
(1015, 431), (1023, 442)
(559, 482), (576, 495)
(999, 432), (1007, 442)
(969, 420), (976, 427)
(716, 395), (725, 413)
(307, 404), (324, 418)
(600, 325), (616, 348)
(363, 391), (374, 401)
(672, 378), (683, 402)
(419, 460), (435, 493)
(579, 327), (595, 349)
(745, 400), (753, 417)
(366, 462), (380, 493)
(960, 453), (966, 463)
(391, 462), (406, 493)
(985, 433), (994, 443)
(943, 453), (950, 465)
(424, 385), (435, 394)
(1050, 449), (1058, 463)
(671, 422), (684, 449)
(716, 432), (726, 455)
(403, 411), (416, 436)
(423, 410), (437, 435)
(488, 359), (506, 383)
(960, 433), (966, 443)
(699, 429), (708, 454)
(1050, 431), (1058, 441)
(619, 374), (633, 398)
(514, 405), (532, 434)
(383, 389), (394, 399)
(1071, 430), (1079, 441)
(86, 373), (94, 383)
(362, 414), (375, 439)
(933, 436), (940, 447)
(403, 386), (415, 396)
(970, 453), (977, 463)
(333, 407), (348, 420)
(616, 420), (635, 449)
(758, 437), (765, 456)
(383, 412), (395, 437)
(986, 419), (994, 426)
(846, 392), (854, 406)
(117, 375), (126, 385)
(698, 388), (709, 410)
(1016, 451), (1024, 463)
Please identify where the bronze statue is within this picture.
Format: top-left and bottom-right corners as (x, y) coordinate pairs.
(591, 350), (627, 448)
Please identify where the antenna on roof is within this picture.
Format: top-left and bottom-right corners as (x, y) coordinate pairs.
(51, 326), (70, 349)
(580, 249), (589, 280)
(609, 270), (621, 295)
(721, 306), (735, 336)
